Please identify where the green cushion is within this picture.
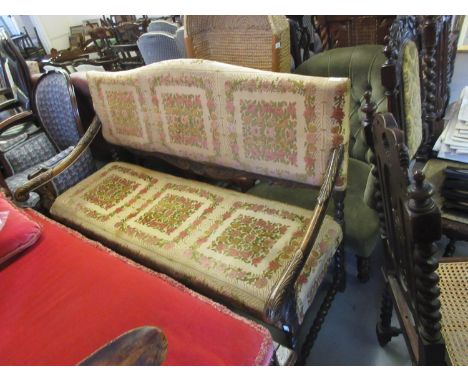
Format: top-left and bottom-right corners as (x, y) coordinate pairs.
(295, 45), (387, 164)
(247, 158), (380, 258)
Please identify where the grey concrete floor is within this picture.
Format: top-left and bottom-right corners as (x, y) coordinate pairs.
(298, 239), (467, 365)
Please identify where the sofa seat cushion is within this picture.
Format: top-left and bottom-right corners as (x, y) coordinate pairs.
(0, 209), (273, 365)
(247, 158), (379, 259)
(50, 162), (342, 323)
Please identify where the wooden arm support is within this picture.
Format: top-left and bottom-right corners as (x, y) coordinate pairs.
(0, 111), (34, 132)
(263, 144), (345, 324)
(14, 116), (101, 203)
(79, 326), (167, 366)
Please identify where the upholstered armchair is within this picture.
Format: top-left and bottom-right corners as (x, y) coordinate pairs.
(0, 71), (95, 208)
(137, 32), (182, 65)
(175, 27), (186, 57)
(248, 45), (386, 282)
(147, 20), (178, 34)
(184, 15), (291, 72)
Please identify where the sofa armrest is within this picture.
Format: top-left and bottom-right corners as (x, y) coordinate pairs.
(0, 111), (34, 132)
(14, 116), (101, 203)
(263, 144), (344, 323)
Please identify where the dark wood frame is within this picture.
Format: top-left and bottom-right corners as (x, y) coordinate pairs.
(368, 112), (452, 365)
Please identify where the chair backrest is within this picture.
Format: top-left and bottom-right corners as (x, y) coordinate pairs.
(315, 16), (396, 50)
(87, 59), (350, 190)
(147, 20), (178, 34)
(0, 37), (33, 109)
(295, 44), (387, 164)
(368, 112), (445, 365)
(381, 16), (426, 160)
(33, 71), (84, 151)
(184, 16), (291, 73)
(113, 22), (141, 43)
(175, 27), (186, 57)
(137, 32), (181, 65)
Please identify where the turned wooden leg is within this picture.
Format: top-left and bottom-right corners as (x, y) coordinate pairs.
(376, 284), (401, 347)
(333, 191), (346, 292)
(296, 248), (343, 365)
(357, 256), (370, 283)
(443, 238), (456, 257)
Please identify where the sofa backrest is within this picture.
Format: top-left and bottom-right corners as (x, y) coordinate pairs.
(87, 59), (350, 189)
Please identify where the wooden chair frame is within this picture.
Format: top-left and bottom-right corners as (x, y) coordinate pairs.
(367, 111), (464, 365)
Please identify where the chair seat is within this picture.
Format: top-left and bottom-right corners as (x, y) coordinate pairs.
(50, 161), (342, 323)
(248, 158), (379, 258)
(438, 260), (468, 366)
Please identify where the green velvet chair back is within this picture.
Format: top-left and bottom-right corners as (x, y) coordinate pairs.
(295, 45), (386, 164)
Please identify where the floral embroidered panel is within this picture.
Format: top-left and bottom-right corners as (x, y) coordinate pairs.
(87, 59), (350, 190)
(51, 162), (342, 323)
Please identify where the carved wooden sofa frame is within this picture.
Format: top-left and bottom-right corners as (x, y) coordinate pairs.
(13, 60), (351, 363)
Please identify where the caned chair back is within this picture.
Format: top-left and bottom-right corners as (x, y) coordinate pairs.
(184, 16), (291, 72)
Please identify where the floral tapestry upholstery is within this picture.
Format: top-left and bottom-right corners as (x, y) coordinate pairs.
(34, 72), (83, 151)
(87, 59), (350, 191)
(402, 40), (423, 159)
(51, 162), (342, 323)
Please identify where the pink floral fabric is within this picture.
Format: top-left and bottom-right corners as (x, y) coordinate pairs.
(87, 59), (350, 190)
(51, 162), (342, 323)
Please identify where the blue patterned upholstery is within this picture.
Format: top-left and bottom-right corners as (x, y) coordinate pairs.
(147, 20), (178, 34)
(3, 132), (57, 174)
(137, 32), (182, 64)
(5, 146), (95, 205)
(34, 72), (82, 150)
(175, 27), (186, 57)
(2, 70), (96, 208)
(51, 148), (95, 194)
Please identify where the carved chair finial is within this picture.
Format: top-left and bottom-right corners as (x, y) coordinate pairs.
(408, 170), (435, 213)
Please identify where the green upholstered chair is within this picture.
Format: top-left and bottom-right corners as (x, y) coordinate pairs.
(247, 45), (386, 282)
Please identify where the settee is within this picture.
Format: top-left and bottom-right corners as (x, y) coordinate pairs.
(0, 194), (273, 365)
(15, 59), (351, 362)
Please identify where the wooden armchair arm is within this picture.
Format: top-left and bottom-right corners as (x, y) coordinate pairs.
(263, 144), (345, 323)
(0, 111), (34, 132)
(14, 116), (101, 203)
